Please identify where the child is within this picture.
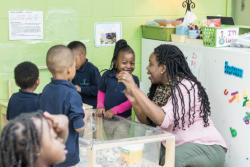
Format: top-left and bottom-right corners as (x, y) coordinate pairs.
(0, 111), (68, 167)
(96, 39), (139, 120)
(118, 44), (227, 167)
(67, 41), (101, 108)
(7, 61), (40, 120)
(39, 45), (85, 167)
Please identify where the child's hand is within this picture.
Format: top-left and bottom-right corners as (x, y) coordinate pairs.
(103, 110), (114, 119)
(43, 112), (69, 142)
(96, 108), (105, 117)
(75, 85), (81, 92)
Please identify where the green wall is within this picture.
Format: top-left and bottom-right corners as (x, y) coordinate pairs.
(232, 0), (250, 25)
(0, 0), (227, 100)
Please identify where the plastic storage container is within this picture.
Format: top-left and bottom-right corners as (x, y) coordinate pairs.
(202, 26), (239, 47)
(176, 26), (188, 36)
(142, 25), (176, 41)
(79, 109), (175, 167)
(171, 34), (186, 43)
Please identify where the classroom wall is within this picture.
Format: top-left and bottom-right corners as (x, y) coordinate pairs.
(232, 0), (250, 25)
(0, 0), (227, 100)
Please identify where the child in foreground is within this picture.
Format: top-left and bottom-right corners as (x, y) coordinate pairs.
(0, 111), (69, 167)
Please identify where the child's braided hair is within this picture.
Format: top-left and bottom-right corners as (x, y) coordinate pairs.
(0, 111), (44, 167)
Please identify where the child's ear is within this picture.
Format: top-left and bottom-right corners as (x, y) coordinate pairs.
(36, 79), (40, 86)
(81, 51), (86, 57)
(66, 68), (71, 74)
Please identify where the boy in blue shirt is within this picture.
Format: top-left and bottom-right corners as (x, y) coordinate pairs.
(7, 61), (40, 120)
(40, 45), (85, 167)
(67, 41), (101, 108)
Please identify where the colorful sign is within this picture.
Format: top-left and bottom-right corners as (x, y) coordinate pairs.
(216, 27), (239, 47)
(224, 61), (244, 78)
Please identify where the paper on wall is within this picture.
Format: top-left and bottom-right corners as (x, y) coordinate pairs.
(8, 11), (43, 40)
(95, 22), (122, 47)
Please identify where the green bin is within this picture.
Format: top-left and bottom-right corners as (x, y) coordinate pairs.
(142, 25), (176, 41)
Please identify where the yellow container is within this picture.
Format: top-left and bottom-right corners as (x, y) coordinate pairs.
(171, 34), (186, 43)
(120, 144), (144, 165)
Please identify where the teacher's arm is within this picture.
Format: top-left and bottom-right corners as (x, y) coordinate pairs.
(118, 71), (165, 126)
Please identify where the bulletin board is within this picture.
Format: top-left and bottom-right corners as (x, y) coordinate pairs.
(142, 38), (250, 167)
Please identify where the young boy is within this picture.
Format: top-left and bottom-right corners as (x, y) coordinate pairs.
(7, 61), (40, 120)
(67, 41), (101, 108)
(39, 45), (85, 167)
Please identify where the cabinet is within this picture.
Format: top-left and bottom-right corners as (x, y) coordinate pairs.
(141, 39), (250, 167)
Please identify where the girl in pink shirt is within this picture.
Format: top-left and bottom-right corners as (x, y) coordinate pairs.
(96, 39), (139, 119)
(118, 44), (227, 167)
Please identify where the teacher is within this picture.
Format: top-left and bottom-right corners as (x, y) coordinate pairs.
(118, 44), (227, 167)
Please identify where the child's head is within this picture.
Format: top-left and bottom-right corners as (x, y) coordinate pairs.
(110, 39), (135, 73)
(14, 61), (39, 91)
(67, 41), (87, 70)
(46, 45), (76, 81)
(0, 111), (66, 167)
(149, 44), (210, 130)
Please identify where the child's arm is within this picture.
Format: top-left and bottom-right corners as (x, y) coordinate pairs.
(43, 112), (69, 142)
(68, 92), (85, 133)
(75, 127), (85, 136)
(110, 100), (132, 115)
(96, 72), (107, 116)
(108, 75), (140, 116)
(96, 90), (105, 117)
(97, 90), (105, 109)
(78, 68), (101, 97)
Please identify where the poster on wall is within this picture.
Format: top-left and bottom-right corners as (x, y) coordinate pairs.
(95, 22), (122, 47)
(8, 11), (43, 40)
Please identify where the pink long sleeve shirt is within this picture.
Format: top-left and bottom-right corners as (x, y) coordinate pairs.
(160, 79), (227, 148)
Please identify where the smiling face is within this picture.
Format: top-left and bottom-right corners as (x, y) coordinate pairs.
(35, 118), (67, 166)
(116, 51), (135, 73)
(147, 53), (168, 84)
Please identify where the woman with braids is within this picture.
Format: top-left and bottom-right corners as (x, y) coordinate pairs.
(118, 44), (227, 167)
(0, 111), (68, 167)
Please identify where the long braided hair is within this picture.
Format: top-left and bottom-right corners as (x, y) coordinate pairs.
(0, 111), (44, 167)
(109, 39), (135, 72)
(149, 44), (211, 130)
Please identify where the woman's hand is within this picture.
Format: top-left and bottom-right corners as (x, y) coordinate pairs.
(118, 72), (165, 126)
(96, 108), (105, 117)
(117, 71), (137, 88)
(117, 71), (138, 102)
